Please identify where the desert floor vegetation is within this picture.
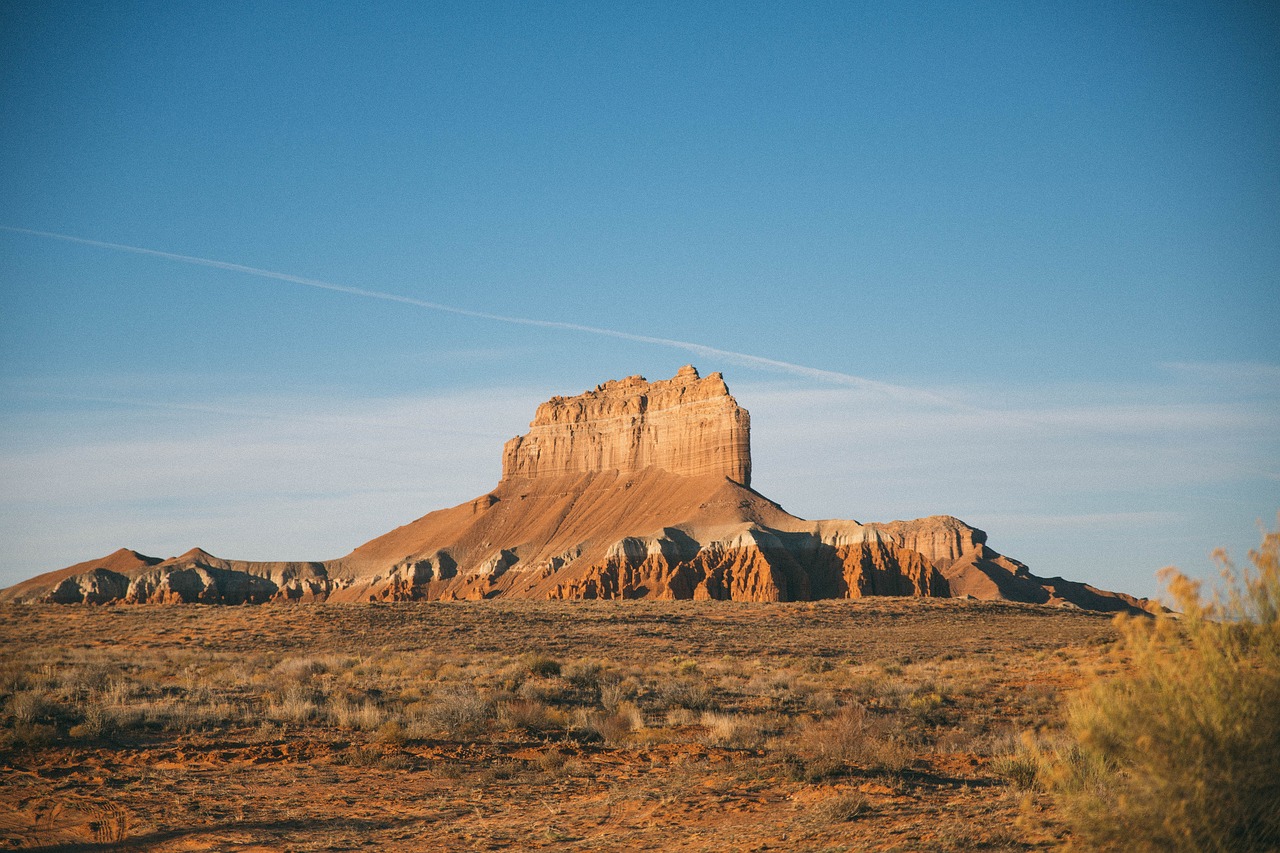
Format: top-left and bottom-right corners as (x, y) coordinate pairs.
(2, 596), (1125, 850)
(1025, 524), (1278, 852)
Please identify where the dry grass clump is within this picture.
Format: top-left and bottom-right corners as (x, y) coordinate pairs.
(1055, 522), (1280, 851)
(516, 676), (571, 704)
(522, 653), (562, 678)
(68, 702), (118, 740)
(374, 719), (408, 746)
(809, 791), (872, 824)
(1, 690), (60, 748)
(330, 697), (385, 731)
(143, 695), (238, 733)
(266, 685), (324, 725)
(654, 676), (716, 711)
(697, 711), (774, 748)
(422, 686), (495, 738)
(991, 731), (1109, 795)
(498, 699), (566, 735)
(787, 703), (910, 780)
(7, 690), (55, 725)
(573, 701), (643, 745)
(332, 744), (412, 770)
(273, 656), (330, 680)
(561, 659), (604, 688)
(598, 676), (638, 711)
(743, 669), (800, 702)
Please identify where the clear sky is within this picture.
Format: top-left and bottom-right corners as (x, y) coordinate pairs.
(1, 1), (1277, 600)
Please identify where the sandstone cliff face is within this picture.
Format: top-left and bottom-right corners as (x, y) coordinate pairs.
(501, 365), (751, 487)
(2, 366), (1157, 614)
(544, 526), (949, 603)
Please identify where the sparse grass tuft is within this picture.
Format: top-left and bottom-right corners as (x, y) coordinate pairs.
(522, 653), (562, 678)
(574, 701), (642, 745)
(810, 791), (872, 824)
(330, 698), (384, 731)
(7, 690), (55, 725)
(788, 703), (909, 780)
(598, 677), (637, 712)
(267, 685), (322, 725)
(498, 699), (566, 735)
(333, 745), (411, 770)
(424, 686), (494, 738)
(655, 676), (715, 711)
(698, 711), (768, 749)
(561, 660), (603, 689)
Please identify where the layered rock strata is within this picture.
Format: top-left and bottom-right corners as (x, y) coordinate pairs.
(501, 365), (751, 486)
(0, 366), (1158, 614)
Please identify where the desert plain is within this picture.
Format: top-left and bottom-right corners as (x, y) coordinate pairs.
(0, 597), (1121, 851)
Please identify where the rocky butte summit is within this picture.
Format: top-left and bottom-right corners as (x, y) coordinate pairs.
(2, 366), (1155, 613)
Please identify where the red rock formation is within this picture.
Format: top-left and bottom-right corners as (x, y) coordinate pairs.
(501, 365), (751, 486)
(0, 366), (1158, 613)
(0, 547), (160, 604)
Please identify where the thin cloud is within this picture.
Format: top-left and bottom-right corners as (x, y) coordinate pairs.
(1161, 361), (1280, 394)
(1, 226), (961, 407)
(975, 511), (1183, 530)
(8, 390), (516, 439)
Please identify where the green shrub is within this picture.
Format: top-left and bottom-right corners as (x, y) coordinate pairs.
(1059, 522), (1280, 851)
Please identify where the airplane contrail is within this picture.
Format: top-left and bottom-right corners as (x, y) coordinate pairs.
(1, 225), (959, 406)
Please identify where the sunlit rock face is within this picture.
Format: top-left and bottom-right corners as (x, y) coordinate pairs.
(501, 365), (752, 487)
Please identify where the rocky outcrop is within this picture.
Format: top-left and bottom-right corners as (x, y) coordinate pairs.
(0, 548), (160, 604)
(1, 366), (1158, 614)
(45, 568), (131, 604)
(501, 365), (751, 486)
(123, 564), (277, 605)
(4, 546), (336, 605)
(547, 526), (949, 602)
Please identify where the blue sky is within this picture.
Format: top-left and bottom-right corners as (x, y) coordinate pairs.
(1, 1), (1276, 599)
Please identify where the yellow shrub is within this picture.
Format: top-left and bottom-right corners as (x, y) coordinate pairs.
(1060, 521), (1280, 851)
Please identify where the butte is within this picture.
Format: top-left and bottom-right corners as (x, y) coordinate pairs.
(1, 366), (1155, 613)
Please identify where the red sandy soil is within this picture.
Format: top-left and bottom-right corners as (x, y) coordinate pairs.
(0, 599), (1116, 851)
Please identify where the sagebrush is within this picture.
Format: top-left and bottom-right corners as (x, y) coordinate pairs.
(1059, 521), (1280, 851)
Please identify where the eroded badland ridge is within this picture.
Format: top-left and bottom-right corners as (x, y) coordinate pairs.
(2, 366), (1155, 613)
